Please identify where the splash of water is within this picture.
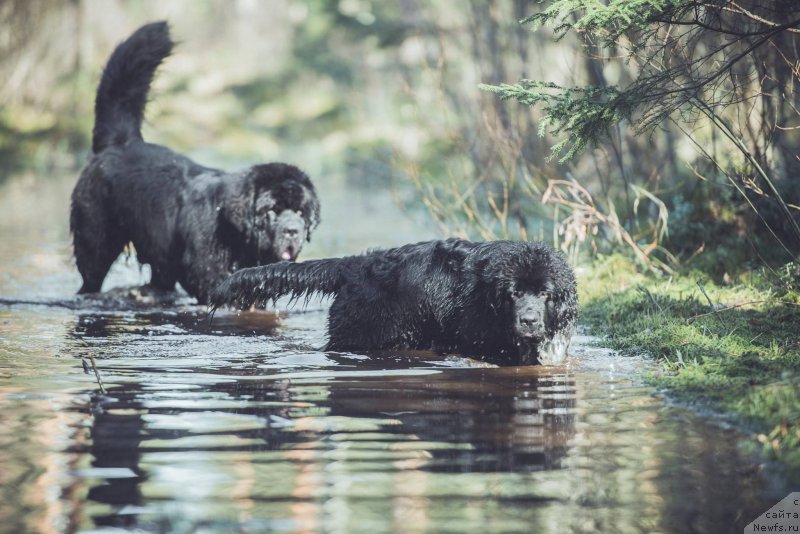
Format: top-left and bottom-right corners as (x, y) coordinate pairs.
(538, 325), (575, 366)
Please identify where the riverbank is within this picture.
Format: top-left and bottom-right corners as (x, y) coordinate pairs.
(578, 256), (800, 478)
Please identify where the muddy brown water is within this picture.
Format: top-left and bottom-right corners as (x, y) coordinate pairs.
(0, 169), (793, 533)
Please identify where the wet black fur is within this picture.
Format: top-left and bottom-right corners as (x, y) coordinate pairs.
(211, 238), (578, 365)
(70, 22), (320, 304)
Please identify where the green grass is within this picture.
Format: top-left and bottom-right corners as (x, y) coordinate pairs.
(580, 255), (800, 475)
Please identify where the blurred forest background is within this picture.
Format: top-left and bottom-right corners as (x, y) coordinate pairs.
(2, 0), (800, 279)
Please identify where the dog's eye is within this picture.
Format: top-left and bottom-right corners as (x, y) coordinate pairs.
(540, 291), (551, 301)
(512, 289), (523, 299)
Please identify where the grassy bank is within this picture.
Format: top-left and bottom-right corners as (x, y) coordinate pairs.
(579, 256), (800, 477)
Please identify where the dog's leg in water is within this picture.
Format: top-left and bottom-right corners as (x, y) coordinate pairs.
(144, 264), (178, 295)
(74, 225), (126, 294)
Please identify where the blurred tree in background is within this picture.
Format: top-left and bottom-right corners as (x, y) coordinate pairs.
(0, 0), (86, 164)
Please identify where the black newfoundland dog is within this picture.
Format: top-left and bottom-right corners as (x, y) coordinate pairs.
(70, 22), (320, 304)
(211, 239), (578, 365)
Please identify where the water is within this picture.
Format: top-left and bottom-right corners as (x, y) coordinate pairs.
(0, 169), (790, 533)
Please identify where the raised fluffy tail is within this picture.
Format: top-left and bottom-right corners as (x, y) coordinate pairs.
(210, 259), (346, 311)
(92, 21), (173, 153)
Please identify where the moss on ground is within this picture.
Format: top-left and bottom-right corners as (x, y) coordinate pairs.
(579, 256), (800, 476)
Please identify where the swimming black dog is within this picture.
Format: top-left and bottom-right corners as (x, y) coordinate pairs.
(211, 239), (578, 365)
(70, 22), (320, 303)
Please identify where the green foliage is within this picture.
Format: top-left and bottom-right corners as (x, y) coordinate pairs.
(480, 82), (634, 162)
(666, 186), (751, 277)
(522, 0), (674, 43)
(481, 0), (800, 267)
(484, 0), (786, 161)
(481, 0), (681, 160)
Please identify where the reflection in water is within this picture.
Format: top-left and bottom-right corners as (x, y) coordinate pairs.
(0, 304), (783, 533)
(0, 170), (791, 533)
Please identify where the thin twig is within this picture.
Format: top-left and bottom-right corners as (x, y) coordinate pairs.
(672, 119), (797, 262)
(695, 281), (726, 328)
(85, 353), (106, 395)
(687, 299), (800, 324)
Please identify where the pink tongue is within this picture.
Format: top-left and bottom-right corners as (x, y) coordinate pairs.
(281, 251), (292, 260)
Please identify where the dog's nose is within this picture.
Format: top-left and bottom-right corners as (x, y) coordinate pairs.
(284, 228), (299, 237)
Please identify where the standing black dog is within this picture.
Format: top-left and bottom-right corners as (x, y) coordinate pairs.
(211, 239), (578, 365)
(70, 22), (320, 303)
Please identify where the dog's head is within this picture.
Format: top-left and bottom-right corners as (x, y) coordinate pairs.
(266, 208), (307, 261)
(487, 241), (577, 364)
(220, 164), (320, 264)
(509, 284), (555, 342)
(503, 275), (556, 365)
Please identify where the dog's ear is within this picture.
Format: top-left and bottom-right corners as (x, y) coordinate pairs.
(255, 191), (276, 214)
(219, 182), (255, 235)
(301, 193), (321, 241)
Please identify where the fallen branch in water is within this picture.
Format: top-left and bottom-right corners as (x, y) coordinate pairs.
(81, 353), (106, 394)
